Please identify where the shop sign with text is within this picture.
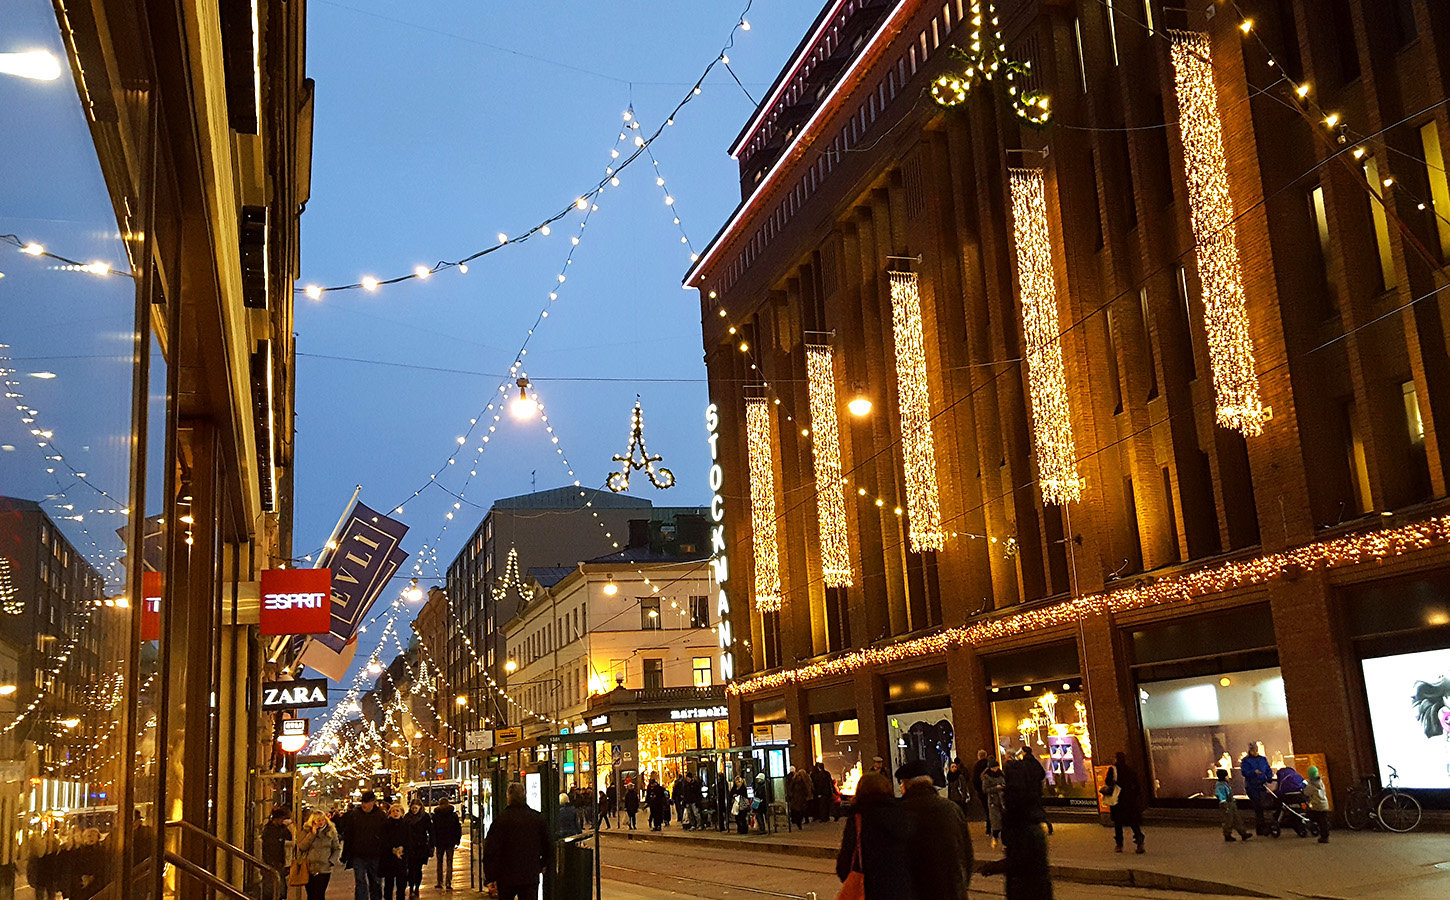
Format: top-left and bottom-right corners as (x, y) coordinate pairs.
(262, 677), (329, 711)
(260, 568), (332, 635)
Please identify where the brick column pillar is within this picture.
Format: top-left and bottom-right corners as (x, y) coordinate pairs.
(783, 684), (811, 771)
(947, 644), (993, 760)
(1269, 570), (1366, 805)
(854, 669), (888, 771)
(1079, 613), (1142, 808)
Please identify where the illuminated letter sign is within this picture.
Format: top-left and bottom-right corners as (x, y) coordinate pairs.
(262, 677), (330, 711)
(706, 403), (734, 682)
(260, 568), (333, 636)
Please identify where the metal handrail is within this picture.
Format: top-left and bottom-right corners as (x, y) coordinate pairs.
(165, 819), (283, 895)
(165, 850), (250, 900)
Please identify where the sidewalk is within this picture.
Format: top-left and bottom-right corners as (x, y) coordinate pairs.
(596, 816), (1450, 899)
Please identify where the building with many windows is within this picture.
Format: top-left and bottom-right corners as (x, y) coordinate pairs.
(499, 511), (723, 788)
(690, 0), (1450, 811)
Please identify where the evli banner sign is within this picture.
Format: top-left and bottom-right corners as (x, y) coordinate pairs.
(260, 568), (332, 636)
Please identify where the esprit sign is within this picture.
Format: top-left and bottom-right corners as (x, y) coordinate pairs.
(260, 568), (332, 636)
(262, 678), (329, 711)
(706, 403), (734, 681)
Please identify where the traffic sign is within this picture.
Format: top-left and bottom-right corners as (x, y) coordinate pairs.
(611, 744), (623, 767)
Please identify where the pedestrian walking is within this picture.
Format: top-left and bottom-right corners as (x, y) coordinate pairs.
(380, 805), (408, 900)
(971, 750), (991, 835)
(1240, 741), (1273, 836)
(811, 762), (834, 822)
(624, 781), (640, 830)
(946, 757), (971, 817)
(834, 772), (915, 900)
(597, 790), (613, 829)
(1214, 769), (1251, 842)
(687, 772), (706, 829)
(260, 808), (293, 900)
(25, 821), (61, 900)
(1304, 766), (1330, 844)
(296, 810), (343, 900)
(430, 797), (462, 890)
(1104, 752), (1145, 854)
(401, 801), (431, 899)
(787, 767), (813, 829)
(753, 772), (773, 834)
(671, 774), (686, 827)
(981, 816), (1053, 900)
(896, 759), (973, 899)
(729, 776), (750, 834)
(482, 782), (550, 900)
(714, 773), (730, 831)
(556, 793), (582, 838)
(1018, 747), (1052, 835)
(341, 791), (386, 900)
(982, 759), (1006, 845)
(646, 776), (669, 831)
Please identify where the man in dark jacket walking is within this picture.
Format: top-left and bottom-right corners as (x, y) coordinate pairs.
(896, 760), (973, 899)
(430, 798), (462, 889)
(342, 791), (387, 900)
(483, 783), (550, 900)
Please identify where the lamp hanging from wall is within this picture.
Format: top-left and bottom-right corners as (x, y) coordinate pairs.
(1169, 31), (1268, 436)
(887, 271), (946, 552)
(745, 396), (782, 612)
(805, 341), (853, 586)
(1008, 168), (1083, 505)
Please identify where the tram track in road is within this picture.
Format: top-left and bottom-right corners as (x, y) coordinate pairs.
(599, 836), (839, 875)
(598, 839), (837, 899)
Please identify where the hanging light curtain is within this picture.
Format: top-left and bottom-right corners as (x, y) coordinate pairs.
(888, 271), (946, 552)
(805, 342), (853, 586)
(1009, 168), (1083, 504)
(745, 397), (782, 612)
(1170, 31), (1267, 436)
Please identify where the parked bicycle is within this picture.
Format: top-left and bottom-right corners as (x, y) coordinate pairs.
(1343, 765), (1421, 833)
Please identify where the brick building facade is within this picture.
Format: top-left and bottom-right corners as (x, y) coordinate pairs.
(690, 0), (1450, 810)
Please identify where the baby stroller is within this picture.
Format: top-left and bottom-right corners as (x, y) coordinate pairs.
(1266, 784), (1318, 838)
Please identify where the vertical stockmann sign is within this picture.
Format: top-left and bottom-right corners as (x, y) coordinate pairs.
(706, 403), (734, 681)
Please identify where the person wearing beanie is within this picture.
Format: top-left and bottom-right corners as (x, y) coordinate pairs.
(1303, 766), (1330, 844)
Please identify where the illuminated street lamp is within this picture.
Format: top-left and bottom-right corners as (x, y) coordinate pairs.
(0, 51), (61, 81)
(504, 659), (518, 674)
(602, 576), (618, 596)
(847, 385), (872, 417)
(510, 378), (538, 419)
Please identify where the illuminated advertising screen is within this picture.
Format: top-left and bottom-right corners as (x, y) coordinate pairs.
(1362, 647), (1450, 789)
(259, 568), (332, 636)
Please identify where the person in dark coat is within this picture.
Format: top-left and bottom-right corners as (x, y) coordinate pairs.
(597, 789), (613, 829)
(401, 801), (431, 899)
(811, 763), (835, 822)
(670, 774), (686, 826)
(260, 807), (292, 900)
(787, 768), (813, 829)
(714, 773), (730, 831)
(556, 793), (582, 839)
(623, 782), (640, 830)
(379, 806), (408, 900)
(1106, 751), (1145, 853)
(483, 783), (550, 900)
(835, 772), (917, 900)
(970, 750), (992, 834)
(342, 792), (387, 900)
(897, 760), (973, 900)
(946, 757), (971, 816)
(646, 777), (670, 831)
(430, 798), (462, 890)
(729, 776), (751, 834)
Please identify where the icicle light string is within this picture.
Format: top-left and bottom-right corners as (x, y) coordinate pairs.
(731, 512), (1450, 696)
(297, 2), (755, 298)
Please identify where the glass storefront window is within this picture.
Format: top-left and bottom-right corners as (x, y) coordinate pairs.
(1139, 666), (1292, 799)
(887, 708), (954, 786)
(991, 689), (1096, 801)
(811, 718), (861, 794)
(635, 720), (727, 783)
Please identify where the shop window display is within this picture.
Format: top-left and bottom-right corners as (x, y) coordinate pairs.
(1362, 647), (1450, 789)
(812, 719), (861, 795)
(887, 709), (954, 787)
(1139, 666), (1292, 799)
(991, 689), (1095, 801)
(635, 720), (729, 783)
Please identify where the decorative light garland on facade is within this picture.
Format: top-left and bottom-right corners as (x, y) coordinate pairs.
(728, 514), (1450, 696)
(491, 546), (534, 606)
(887, 271), (946, 552)
(1169, 31), (1268, 436)
(1009, 169), (1083, 504)
(745, 397), (782, 613)
(929, 1), (1050, 125)
(804, 343), (853, 586)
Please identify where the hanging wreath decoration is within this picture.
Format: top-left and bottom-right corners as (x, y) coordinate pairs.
(608, 399), (675, 491)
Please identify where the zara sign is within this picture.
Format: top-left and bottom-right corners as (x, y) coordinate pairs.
(262, 677), (330, 711)
(260, 568), (332, 636)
